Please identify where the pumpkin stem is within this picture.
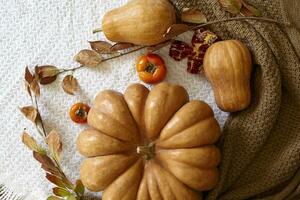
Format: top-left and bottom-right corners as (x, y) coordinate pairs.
(137, 143), (155, 160)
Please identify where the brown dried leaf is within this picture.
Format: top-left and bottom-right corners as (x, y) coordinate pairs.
(33, 151), (59, 175)
(89, 40), (113, 54)
(74, 49), (102, 67)
(74, 180), (85, 196)
(62, 75), (79, 95)
(35, 65), (59, 85)
(30, 78), (40, 97)
(241, 1), (261, 16)
(110, 42), (135, 52)
(53, 187), (70, 197)
(35, 65), (59, 78)
(181, 8), (207, 24)
(20, 106), (38, 123)
(219, 0), (242, 14)
(25, 66), (34, 84)
(147, 40), (172, 52)
(163, 24), (189, 40)
(46, 130), (62, 163)
(25, 83), (32, 97)
(46, 173), (66, 188)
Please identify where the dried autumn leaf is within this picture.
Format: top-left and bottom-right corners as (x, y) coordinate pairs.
(219, 0), (242, 14)
(74, 180), (85, 196)
(61, 177), (74, 190)
(163, 24), (189, 40)
(22, 132), (43, 153)
(89, 40), (113, 54)
(46, 173), (66, 188)
(147, 40), (172, 52)
(30, 78), (40, 97)
(25, 82), (32, 97)
(20, 106), (38, 123)
(33, 151), (59, 175)
(53, 187), (70, 197)
(181, 8), (207, 24)
(241, 1), (261, 16)
(110, 42), (135, 52)
(46, 130), (62, 163)
(35, 65), (59, 85)
(47, 196), (62, 200)
(74, 49), (102, 67)
(62, 75), (79, 95)
(25, 66), (34, 84)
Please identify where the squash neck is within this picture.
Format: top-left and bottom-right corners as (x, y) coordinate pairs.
(137, 143), (155, 160)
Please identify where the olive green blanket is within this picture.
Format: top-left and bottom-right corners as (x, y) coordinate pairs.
(172, 0), (300, 199)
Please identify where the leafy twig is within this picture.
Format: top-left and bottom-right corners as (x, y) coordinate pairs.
(20, 71), (85, 200)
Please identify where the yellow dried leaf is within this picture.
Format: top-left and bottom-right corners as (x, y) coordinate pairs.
(74, 49), (102, 67)
(62, 75), (79, 95)
(22, 132), (38, 151)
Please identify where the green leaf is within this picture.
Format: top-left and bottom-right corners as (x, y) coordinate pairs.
(47, 196), (62, 200)
(66, 195), (76, 200)
(74, 180), (85, 196)
(53, 187), (71, 197)
(241, 1), (261, 16)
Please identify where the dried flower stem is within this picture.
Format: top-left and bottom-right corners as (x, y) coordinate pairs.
(59, 46), (146, 74)
(92, 28), (103, 34)
(190, 16), (289, 31)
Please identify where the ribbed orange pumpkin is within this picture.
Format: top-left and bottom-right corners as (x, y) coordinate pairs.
(77, 82), (221, 200)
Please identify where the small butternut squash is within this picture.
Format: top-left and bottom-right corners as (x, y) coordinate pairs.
(203, 40), (252, 112)
(102, 0), (176, 46)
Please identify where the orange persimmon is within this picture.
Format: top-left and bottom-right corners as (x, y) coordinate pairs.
(136, 53), (167, 84)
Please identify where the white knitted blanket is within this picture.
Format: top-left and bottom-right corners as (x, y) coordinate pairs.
(0, 0), (228, 199)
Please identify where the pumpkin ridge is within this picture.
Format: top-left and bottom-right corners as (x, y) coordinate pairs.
(156, 117), (220, 149)
(90, 107), (140, 143)
(150, 159), (194, 199)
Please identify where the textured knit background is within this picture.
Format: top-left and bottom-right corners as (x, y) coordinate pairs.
(171, 0), (300, 199)
(0, 0), (299, 200)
